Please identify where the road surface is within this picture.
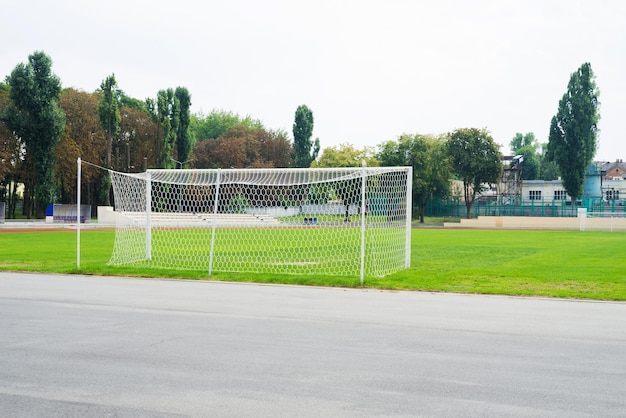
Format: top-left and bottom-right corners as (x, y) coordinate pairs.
(1, 272), (625, 417)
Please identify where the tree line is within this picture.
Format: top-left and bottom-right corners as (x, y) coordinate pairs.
(311, 62), (599, 220)
(0, 51), (319, 218)
(0, 51), (599, 220)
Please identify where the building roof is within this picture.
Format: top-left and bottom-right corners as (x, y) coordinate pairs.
(599, 160), (626, 179)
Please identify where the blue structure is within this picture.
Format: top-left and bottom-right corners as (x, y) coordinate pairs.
(582, 162), (605, 209)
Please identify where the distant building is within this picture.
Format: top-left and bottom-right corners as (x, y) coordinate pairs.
(521, 161), (625, 206)
(599, 160), (626, 203)
(429, 160), (626, 218)
(601, 160), (626, 180)
(522, 180), (568, 204)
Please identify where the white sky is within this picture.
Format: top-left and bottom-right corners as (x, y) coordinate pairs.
(2, 0), (624, 160)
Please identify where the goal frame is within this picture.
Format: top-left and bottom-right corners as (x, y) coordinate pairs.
(79, 160), (412, 283)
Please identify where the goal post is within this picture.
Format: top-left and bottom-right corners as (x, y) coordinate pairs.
(107, 165), (412, 280)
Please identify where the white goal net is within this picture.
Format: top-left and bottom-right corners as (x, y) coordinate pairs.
(108, 166), (412, 281)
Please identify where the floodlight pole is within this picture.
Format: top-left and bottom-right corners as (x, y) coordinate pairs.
(77, 157), (81, 270)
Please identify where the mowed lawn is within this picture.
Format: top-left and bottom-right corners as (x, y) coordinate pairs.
(0, 228), (625, 300)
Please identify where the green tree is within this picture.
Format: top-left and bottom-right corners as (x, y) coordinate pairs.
(447, 128), (502, 219)
(314, 143), (377, 222)
(119, 92), (149, 113)
(292, 104), (320, 168)
(98, 74), (121, 205)
(539, 142), (560, 181)
(314, 143), (378, 168)
(547, 62), (600, 202)
(0, 84), (15, 183)
(509, 132), (540, 180)
(98, 74), (121, 169)
(174, 87), (193, 168)
(190, 110), (264, 141)
(156, 88), (180, 168)
(0, 83), (23, 219)
(516, 144), (540, 180)
(4, 51), (66, 217)
(378, 134), (451, 223)
(509, 132), (537, 153)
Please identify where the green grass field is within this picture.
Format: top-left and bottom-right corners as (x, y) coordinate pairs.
(107, 226), (406, 278)
(1, 228), (625, 300)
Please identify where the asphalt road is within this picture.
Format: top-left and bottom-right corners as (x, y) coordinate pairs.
(1, 272), (625, 417)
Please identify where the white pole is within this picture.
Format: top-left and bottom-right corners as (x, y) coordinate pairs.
(208, 168), (222, 277)
(77, 157), (81, 270)
(405, 167), (413, 268)
(145, 171), (152, 260)
(360, 161), (367, 285)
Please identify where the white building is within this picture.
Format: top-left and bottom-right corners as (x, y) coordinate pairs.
(522, 180), (569, 204)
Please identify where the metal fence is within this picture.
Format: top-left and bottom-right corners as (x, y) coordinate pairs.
(424, 197), (626, 219)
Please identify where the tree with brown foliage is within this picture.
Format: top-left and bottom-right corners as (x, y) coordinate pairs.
(192, 126), (293, 169)
(56, 89), (106, 204)
(118, 105), (159, 171)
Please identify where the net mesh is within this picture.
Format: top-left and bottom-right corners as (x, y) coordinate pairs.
(108, 167), (411, 278)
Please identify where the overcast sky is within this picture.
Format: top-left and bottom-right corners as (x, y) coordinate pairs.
(2, 0), (624, 160)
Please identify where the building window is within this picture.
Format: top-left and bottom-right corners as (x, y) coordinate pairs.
(529, 190), (542, 200)
(606, 190), (620, 200)
(554, 190), (567, 200)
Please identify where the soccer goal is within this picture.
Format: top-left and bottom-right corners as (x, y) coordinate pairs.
(106, 165), (412, 282)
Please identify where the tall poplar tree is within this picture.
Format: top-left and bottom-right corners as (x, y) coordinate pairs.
(98, 74), (121, 169)
(292, 104), (319, 168)
(98, 74), (121, 205)
(547, 62), (600, 202)
(174, 87), (193, 168)
(156, 88), (180, 168)
(5, 51), (65, 217)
